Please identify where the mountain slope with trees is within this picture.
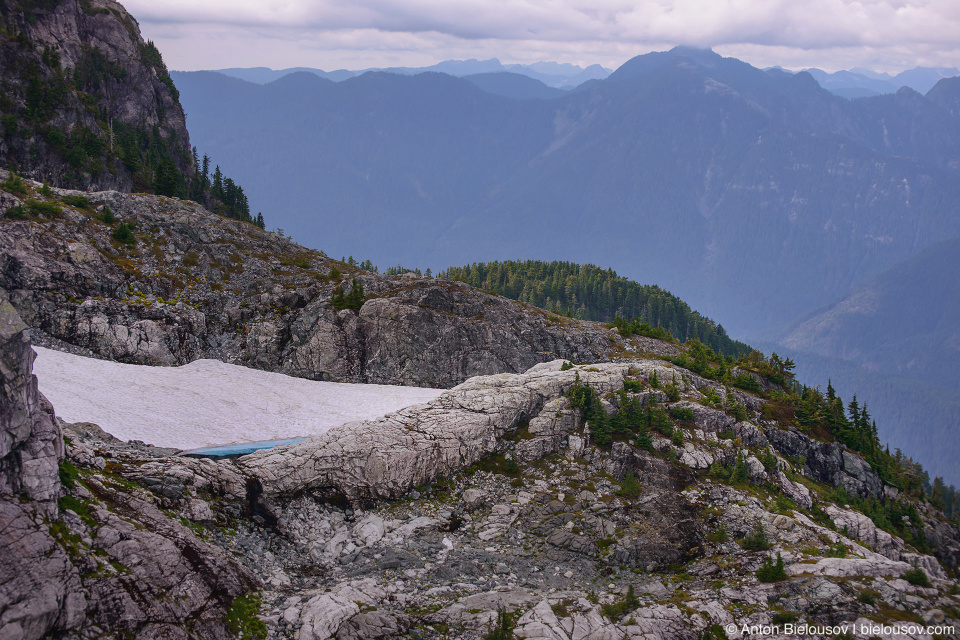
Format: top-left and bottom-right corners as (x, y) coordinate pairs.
(171, 51), (960, 488)
(0, 0), (261, 228)
(0, 0), (193, 192)
(441, 260), (751, 356)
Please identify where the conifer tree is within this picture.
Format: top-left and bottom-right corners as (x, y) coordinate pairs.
(212, 165), (223, 199)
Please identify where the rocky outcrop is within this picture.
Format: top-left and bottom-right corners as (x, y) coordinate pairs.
(0, 292), (258, 640)
(237, 361), (628, 503)
(0, 0), (192, 190)
(826, 504), (906, 560)
(0, 289), (83, 640)
(0, 180), (634, 387)
(0, 289), (62, 512)
(765, 424), (885, 498)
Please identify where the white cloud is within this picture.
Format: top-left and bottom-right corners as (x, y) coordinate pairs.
(123, 0), (960, 72)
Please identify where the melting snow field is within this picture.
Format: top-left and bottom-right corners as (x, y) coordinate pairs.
(32, 347), (444, 450)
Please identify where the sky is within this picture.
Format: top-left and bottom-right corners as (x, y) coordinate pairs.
(124, 0), (960, 74)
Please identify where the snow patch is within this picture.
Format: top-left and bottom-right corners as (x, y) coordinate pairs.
(32, 347), (443, 450)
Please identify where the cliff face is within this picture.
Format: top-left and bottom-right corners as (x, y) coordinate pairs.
(0, 0), (192, 192)
(0, 289), (62, 512)
(0, 175), (672, 387)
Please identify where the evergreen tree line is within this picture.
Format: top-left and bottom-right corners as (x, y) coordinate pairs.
(439, 260), (751, 357)
(776, 379), (958, 520)
(188, 150), (264, 229)
(343, 255), (435, 278)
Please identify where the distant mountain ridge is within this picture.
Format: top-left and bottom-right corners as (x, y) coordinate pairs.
(211, 57), (612, 89)
(206, 56), (957, 99)
(804, 65), (960, 98)
(782, 237), (960, 390)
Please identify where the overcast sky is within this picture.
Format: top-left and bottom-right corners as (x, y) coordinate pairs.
(124, 0), (960, 74)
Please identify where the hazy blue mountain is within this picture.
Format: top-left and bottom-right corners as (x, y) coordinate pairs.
(381, 58), (506, 76)
(215, 66), (357, 84)
(927, 77), (960, 115)
(895, 66), (960, 94)
(208, 58), (611, 89)
(503, 62), (612, 88)
(172, 47), (960, 340)
(782, 237), (960, 391)
(770, 237), (960, 485)
(831, 87), (882, 99)
(803, 65), (959, 98)
(464, 72), (567, 100)
(804, 68), (900, 95)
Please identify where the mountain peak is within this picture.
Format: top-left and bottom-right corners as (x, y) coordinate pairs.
(608, 47), (725, 82)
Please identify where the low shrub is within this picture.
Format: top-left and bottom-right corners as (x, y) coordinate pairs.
(4, 205), (27, 219)
(740, 524), (771, 551)
(635, 429), (653, 451)
(901, 567), (930, 587)
(61, 194), (90, 208)
(732, 373), (762, 393)
(58, 461), (80, 489)
(1, 171), (28, 196)
(616, 473), (642, 499)
(664, 380), (681, 402)
(772, 611), (797, 624)
(601, 585), (639, 620)
(226, 592), (267, 640)
(700, 624), (729, 640)
(707, 524), (729, 543)
(26, 199), (62, 217)
(111, 222), (136, 245)
(756, 553), (787, 582)
(774, 492), (796, 514)
(728, 402), (749, 421)
(648, 371), (661, 389)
